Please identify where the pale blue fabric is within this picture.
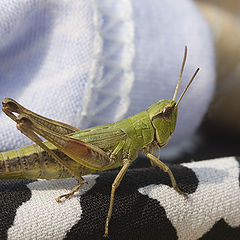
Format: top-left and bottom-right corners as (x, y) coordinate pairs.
(0, 0), (215, 158)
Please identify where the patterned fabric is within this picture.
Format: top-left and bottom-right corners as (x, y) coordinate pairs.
(0, 157), (239, 240)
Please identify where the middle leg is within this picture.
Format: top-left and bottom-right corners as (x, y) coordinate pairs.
(146, 153), (188, 199)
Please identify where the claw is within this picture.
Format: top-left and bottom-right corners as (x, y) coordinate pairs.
(103, 228), (109, 238)
(55, 181), (85, 203)
(183, 193), (188, 200)
(56, 193), (74, 202)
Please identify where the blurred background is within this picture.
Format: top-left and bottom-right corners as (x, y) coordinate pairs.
(177, 0), (240, 163)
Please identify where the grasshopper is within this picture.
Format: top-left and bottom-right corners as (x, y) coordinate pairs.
(0, 46), (199, 237)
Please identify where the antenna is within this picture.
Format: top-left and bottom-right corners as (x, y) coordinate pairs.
(173, 46), (187, 101)
(175, 68), (200, 107)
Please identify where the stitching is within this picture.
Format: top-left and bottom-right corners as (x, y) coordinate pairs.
(77, 0), (104, 128)
(79, 0), (135, 127)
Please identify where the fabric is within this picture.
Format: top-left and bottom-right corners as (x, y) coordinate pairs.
(0, 156), (239, 240)
(0, 0), (215, 159)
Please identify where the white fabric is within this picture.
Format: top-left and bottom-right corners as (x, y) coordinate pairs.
(8, 176), (98, 240)
(0, 0), (215, 158)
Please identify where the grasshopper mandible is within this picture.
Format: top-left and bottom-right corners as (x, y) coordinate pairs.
(0, 46), (199, 237)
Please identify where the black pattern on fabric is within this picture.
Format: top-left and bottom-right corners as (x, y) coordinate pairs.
(201, 218), (240, 240)
(0, 158), (239, 240)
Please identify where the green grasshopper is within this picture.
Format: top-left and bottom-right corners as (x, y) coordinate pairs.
(0, 46), (199, 237)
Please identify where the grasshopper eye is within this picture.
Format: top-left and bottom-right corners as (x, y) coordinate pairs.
(162, 106), (173, 122)
(152, 105), (173, 122)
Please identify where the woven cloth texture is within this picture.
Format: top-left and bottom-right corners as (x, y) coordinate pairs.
(0, 157), (239, 240)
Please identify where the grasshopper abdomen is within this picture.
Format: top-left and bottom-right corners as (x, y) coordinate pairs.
(0, 144), (94, 179)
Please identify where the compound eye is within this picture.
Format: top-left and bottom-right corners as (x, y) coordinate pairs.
(152, 105), (173, 122)
(163, 106), (173, 122)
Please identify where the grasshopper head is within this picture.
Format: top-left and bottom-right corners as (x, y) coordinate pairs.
(147, 99), (177, 147)
(147, 46), (199, 147)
